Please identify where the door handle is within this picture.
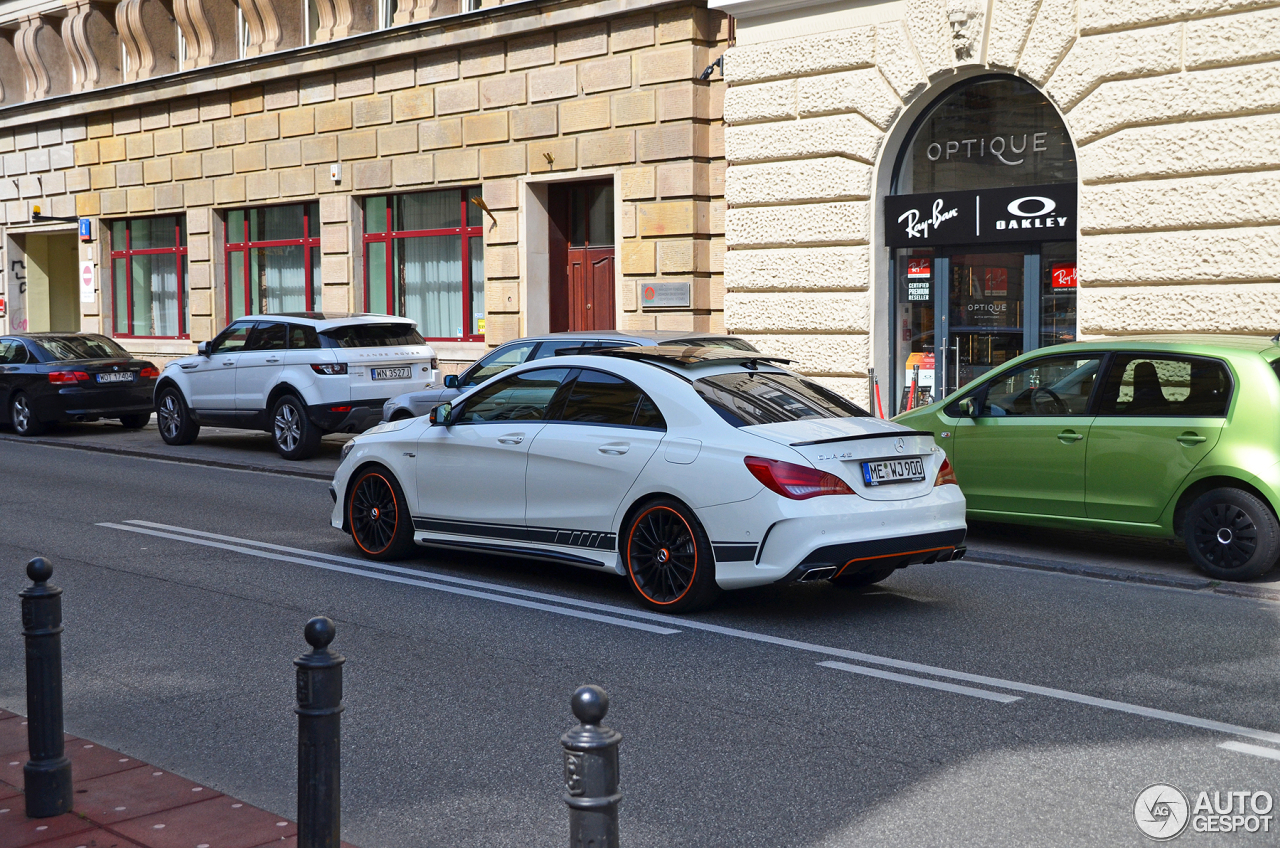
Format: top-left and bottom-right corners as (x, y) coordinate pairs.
(598, 443), (630, 455)
(1057, 430), (1084, 443)
(221, 359), (235, 366)
(497, 434), (524, 445)
(1177, 432), (1208, 446)
(265, 357), (281, 364)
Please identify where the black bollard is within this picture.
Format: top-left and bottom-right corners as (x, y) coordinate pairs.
(295, 617), (344, 848)
(21, 557), (73, 818)
(560, 685), (622, 848)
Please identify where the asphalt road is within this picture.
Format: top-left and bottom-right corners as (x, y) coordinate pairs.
(1, 440), (1279, 847)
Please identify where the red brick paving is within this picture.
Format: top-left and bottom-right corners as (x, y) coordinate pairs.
(0, 709), (358, 848)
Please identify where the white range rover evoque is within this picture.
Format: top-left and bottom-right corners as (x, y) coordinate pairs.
(155, 313), (439, 460)
(330, 347), (966, 612)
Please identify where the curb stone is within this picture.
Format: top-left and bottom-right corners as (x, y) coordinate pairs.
(0, 433), (334, 481)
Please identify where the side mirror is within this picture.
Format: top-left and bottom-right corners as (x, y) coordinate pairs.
(429, 402), (453, 426)
(958, 397), (977, 417)
(443, 374), (458, 389)
(197, 341), (211, 357)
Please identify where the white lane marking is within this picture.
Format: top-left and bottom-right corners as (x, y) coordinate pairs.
(96, 523), (678, 636)
(820, 661), (1022, 704)
(1218, 741), (1280, 762)
(115, 521), (1280, 747)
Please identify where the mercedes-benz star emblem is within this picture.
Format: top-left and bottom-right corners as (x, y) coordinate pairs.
(895, 438), (905, 453)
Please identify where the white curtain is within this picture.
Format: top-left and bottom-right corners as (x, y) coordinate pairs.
(132, 254), (178, 336)
(399, 236), (461, 338)
(252, 206), (307, 313)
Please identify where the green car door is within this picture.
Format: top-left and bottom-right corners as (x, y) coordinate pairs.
(1084, 353), (1230, 524)
(950, 353), (1105, 517)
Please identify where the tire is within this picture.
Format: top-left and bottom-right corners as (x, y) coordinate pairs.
(119, 413), (150, 430)
(622, 498), (721, 613)
(156, 387), (199, 445)
(347, 466), (416, 560)
(1184, 487), (1280, 581)
(10, 393), (45, 437)
(271, 394), (323, 460)
(831, 565), (897, 590)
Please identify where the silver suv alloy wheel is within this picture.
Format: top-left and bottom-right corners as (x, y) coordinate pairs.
(274, 401), (302, 453)
(157, 393), (182, 440)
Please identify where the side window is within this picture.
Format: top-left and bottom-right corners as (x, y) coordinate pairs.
(246, 322), (288, 351)
(289, 324), (321, 349)
(531, 340), (599, 359)
(464, 341), (536, 386)
(1097, 355), (1231, 417)
(0, 340), (28, 365)
(553, 369), (666, 429)
(211, 323), (253, 355)
(980, 356), (1103, 416)
(455, 368), (570, 423)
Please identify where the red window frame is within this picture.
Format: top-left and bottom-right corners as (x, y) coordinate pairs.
(109, 216), (189, 339)
(362, 188), (485, 342)
(224, 202), (321, 319)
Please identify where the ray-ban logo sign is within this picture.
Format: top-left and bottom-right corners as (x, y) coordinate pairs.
(884, 183), (1076, 248)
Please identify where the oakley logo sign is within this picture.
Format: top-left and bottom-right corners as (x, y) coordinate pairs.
(996, 195), (1070, 232)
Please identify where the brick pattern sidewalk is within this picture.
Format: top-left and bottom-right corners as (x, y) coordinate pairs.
(0, 709), (355, 848)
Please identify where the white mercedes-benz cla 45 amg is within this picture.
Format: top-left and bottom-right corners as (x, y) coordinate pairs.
(329, 347), (966, 613)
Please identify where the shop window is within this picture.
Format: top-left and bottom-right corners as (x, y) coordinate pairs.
(225, 202), (322, 319)
(110, 216), (189, 338)
(363, 188), (485, 341)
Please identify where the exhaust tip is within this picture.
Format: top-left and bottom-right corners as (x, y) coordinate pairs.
(800, 566), (838, 582)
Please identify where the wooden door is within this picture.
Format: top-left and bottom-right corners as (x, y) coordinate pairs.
(549, 181), (615, 332)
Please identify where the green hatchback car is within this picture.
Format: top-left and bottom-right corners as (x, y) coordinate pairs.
(895, 335), (1280, 581)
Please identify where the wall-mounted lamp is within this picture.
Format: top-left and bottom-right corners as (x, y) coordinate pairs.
(699, 55), (723, 80)
(543, 152), (555, 166)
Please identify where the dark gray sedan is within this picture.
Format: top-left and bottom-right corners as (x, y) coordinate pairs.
(380, 331), (757, 420)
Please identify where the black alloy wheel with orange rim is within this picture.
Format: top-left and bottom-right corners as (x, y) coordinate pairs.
(348, 467), (416, 560)
(624, 498), (720, 613)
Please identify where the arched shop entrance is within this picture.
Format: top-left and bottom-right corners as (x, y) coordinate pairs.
(885, 76), (1078, 415)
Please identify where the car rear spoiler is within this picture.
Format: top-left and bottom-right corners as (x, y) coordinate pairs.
(789, 430), (937, 447)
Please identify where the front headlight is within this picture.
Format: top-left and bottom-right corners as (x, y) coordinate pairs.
(340, 441), (356, 462)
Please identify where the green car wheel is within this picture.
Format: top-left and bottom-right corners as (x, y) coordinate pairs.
(1184, 488), (1280, 581)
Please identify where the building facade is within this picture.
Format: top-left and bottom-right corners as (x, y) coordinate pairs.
(712, 0), (1280, 411)
(0, 0), (728, 371)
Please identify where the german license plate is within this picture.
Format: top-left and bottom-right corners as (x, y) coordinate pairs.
(861, 457), (926, 486)
(95, 372), (133, 384)
(371, 366), (412, 381)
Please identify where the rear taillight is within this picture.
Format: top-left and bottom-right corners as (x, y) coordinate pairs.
(429, 356), (439, 370)
(48, 371), (89, 385)
(935, 458), (958, 487)
(311, 363), (348, 375)
(744, 456), (855, 500)
(139, 366), (160, 380)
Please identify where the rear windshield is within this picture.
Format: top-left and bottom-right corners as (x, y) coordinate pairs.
(694, 371), (869, 427)
(322, 324), (425, 348)
(34, 335), (130, 361)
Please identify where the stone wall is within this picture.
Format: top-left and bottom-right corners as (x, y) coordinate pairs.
(0, 0), (727, 362)
(720, 0), (1280, 407)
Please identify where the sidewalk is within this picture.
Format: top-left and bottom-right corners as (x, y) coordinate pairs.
(5, 418), (1279, 603)
(0, 709), (354, 848)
